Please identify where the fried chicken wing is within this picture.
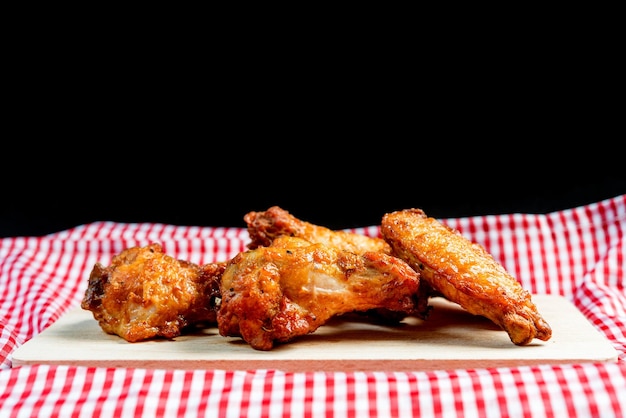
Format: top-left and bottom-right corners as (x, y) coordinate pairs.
(217, 236), (423, 350)
(81, 243), (225, 342)
(244, 206), (392, 255)
(380, 209), (552, 346)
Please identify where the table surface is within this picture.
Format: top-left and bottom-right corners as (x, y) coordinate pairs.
(12, 295), (619, 373)
(1, 195), (625, 417)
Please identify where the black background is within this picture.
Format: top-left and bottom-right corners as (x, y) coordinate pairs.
(3, 38), (624, 237)
(2, 138), (624, 238)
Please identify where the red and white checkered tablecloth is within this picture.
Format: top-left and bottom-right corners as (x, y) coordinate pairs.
(1, 195), (625, 417)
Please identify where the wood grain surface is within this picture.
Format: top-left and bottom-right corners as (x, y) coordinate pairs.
(12, 295), (618, 372)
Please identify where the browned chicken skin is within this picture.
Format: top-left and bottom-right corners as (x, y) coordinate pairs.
(82, 207), (552, 350)
(244, 205), (392, 255)
(81, 243), (224, 342)
(217, 236), (423, 350)
(380, 208), (552, 346)
(245, 206), (432, 322)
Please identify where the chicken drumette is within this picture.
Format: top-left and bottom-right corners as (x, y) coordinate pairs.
(244, 206), (434, 323)
(217, 236), (423, 350)
(81, 243), (225, 342)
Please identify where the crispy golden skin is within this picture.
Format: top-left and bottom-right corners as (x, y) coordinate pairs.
(244, 206), (431, 322)
(217, 236), (423, 350)
(380, 208), (552, 346)
(244, 205), (392, 255)
(81, 243), (224, 342)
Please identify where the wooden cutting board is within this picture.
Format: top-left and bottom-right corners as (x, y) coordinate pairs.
(12, 295), (618, 372)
